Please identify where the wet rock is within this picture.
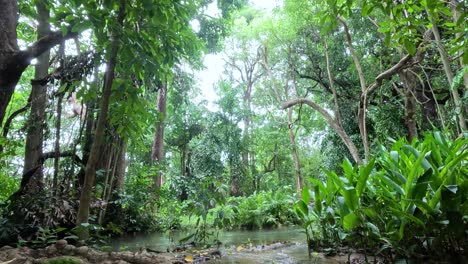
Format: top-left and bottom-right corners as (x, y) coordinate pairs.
(55, 240), (68, 249)
(6, 248), (21, 260)
(75, 246), (89, 256)
(45, 245), (57, 256)
(61, 245), (75, 255)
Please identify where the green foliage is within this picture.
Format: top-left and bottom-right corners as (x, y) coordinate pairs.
(213, 188), (298, 230)
(0, 172), (19, 203)
(117, 164), (158, 232)
(44, 257), (83, 264)
(297, 132), (467, 260)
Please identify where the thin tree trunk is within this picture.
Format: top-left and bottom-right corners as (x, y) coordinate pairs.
(106, 138), (127, 226)
(53, 44), (66, 196)
(338, 17), (370, 159)
(53, 92), (64, 195)
(151, 82), (167, 188)
(76, 1), (125, 240)
(450, 0), (468, 92)
(287, 107), (302, 193)
(22, 1), (51, 193)
(427, 9), (466, 131)
(99, 143), (118, 225)
(399, 70), (418, 141)
(282, 99), (362, 164)
(113, 139), (127, 192)
(261, 45), (304, 191)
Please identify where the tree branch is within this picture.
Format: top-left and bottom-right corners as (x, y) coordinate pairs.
(282, 98), (362, 163)
(365, 54), (412, 95)
(42, 150), (84, 165)
(23, 31), (78, 62)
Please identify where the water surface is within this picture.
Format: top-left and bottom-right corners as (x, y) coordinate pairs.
(112, 227), (341, 263)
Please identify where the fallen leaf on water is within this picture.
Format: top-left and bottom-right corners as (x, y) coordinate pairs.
(184, 255), (194, 262)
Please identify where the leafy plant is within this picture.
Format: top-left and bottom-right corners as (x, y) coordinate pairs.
(298, 132), (468, 261)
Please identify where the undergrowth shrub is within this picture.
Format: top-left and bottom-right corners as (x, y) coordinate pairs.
(212, 186), (298, 230)
(295, 132), (468, 261)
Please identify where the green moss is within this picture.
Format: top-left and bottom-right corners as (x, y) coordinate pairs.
(44, 256), (85, 264)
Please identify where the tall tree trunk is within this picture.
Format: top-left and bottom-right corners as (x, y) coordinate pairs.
(399, 70), (418, 141)
(76, 2), (124, 240)
(105, 138), (127, 226)
(53, 91), (64, 195)
(242, 84), (252, 173)
(77, 61), (99, 192)
(427, 9), (467, 131)
(22, 1), (51, 193)
(98, 137), (119, 225)
(338, 17), (370, 160)
(285, 74), (303, 192)
(53, 44), (66, 197)
(287, 107), (302, 193)
(151, 82), (167, 188)
(451, 0), (468, 93)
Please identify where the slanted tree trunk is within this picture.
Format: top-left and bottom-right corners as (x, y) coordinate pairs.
(338, 17), (370, 160)
(282, 99), (362, 164)
(22, 1), (51, 193)
(450, 0), (468, 92)
(76, 1), (125, 240)
(151, 82), (167, 188)
(427, 9), (466, 131)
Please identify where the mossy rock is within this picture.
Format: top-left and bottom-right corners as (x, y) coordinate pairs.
(43, 256), (87, 264)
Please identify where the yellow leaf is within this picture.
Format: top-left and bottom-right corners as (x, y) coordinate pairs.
(236, 245), (244, 252)
(184, 255), (194, 262)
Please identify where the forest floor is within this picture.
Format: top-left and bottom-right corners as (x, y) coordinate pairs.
(0, 239), (382, 264)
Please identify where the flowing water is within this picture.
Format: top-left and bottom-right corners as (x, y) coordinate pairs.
(112, 226), (342, 263)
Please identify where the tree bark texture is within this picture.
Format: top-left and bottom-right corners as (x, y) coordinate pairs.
(0, 0), (76, 127)
(399, 70), (418, 141)
(151, 82), (167, 188)
(22, 1), (51, 193)
(0, 0), (20, 127)
(428, 10), (467, 131)
(76, 1), (125, 240)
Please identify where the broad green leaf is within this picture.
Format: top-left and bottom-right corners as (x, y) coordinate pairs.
(356, 158), (375, 196)
(389, 208), (425, 227)
(403, 39), (416, 55)
(342, 158), (355, 182)
(302, 186), (310, 204)
(343, 187), (358, 211)
(297, 200), (309, 216)
(343, 212), (360, 230)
